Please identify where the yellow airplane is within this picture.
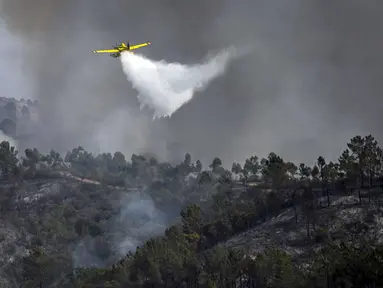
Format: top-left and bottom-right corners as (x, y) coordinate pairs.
(93, 41), (151, 58)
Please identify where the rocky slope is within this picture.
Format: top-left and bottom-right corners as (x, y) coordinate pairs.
(219, 191), (383, 263)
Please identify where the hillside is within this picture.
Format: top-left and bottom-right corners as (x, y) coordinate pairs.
(0, 134), (381, 287)
(221, 194), (383, 260)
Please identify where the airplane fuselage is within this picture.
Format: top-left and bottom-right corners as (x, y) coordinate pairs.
(110, 45), (130, 58)
(93, 41), (151, 59)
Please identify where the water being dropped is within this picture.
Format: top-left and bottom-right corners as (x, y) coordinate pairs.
(120, 48), (239, 119)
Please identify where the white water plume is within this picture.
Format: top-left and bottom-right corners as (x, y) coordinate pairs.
(120, 47), (242, 119)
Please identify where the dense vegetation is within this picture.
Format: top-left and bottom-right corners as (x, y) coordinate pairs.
(0, 134), (383, 287)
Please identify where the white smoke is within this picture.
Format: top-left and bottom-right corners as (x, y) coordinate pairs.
(114, 192), (167, 257)
(120, 47), (241, 119)
(72, 191), (168, 268)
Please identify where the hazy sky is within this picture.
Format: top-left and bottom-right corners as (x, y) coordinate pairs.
(0, 20), (31, 101)
(0, 0), (382, 167)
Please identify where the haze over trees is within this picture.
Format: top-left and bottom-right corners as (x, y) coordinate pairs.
(0, 134), (382, 287)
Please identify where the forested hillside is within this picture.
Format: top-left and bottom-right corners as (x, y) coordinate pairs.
(0, 134), (382, 287)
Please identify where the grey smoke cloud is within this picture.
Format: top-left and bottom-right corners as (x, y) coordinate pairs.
(73, 191), (167, 268)
(0, 23), (30, 102)
(0, 0), (382, 165)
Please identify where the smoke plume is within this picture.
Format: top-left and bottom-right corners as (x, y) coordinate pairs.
(121, 48), (238, 118)
(73, 191), (167, 268)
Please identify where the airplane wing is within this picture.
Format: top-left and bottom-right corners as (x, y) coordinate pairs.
(93, 49), (119, 53)
(129, 42), (151, 50)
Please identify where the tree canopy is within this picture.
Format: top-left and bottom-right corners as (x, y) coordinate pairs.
(0, 134), (382, 287)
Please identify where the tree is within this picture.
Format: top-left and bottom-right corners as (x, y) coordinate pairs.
(21, 105), (30, 118)
(311, 242), (383, 287)
(261, 153), (287, 192)
(195, 160), (202, 173)
(243, 156), (260, 178)
(311, 165), (319, 182)
(23, 148), (41, 174)
(0, 141), (19, 182)
(347, 136), (366, 193)
(4, 102), (16, 121)
(209, 157), (222, 172)
(49, 149), (63, 169)
(339, 135), (382, 204)
(298, 163), (311, 181)
(21, 247), (65, 287)
(201, 246), (243, 287)
(285, 162), (298, 179)
(113, 151), (126, 168)
(183, 153), (191, 167)
(231, 162), (242, 175)
(338, 148), (354, 179)
(302, 187), (316, 238)
(317, 156), (330, 207)
(362, 135), (382, 190)
(199, 171), (212, 185)
(130, 154), (147, 179)
(285, 161), (298, 222)
(326, 161), (340, 205)
(254, 248), (302, 287)
(181, 204), (202, 237)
